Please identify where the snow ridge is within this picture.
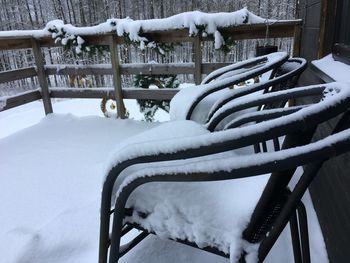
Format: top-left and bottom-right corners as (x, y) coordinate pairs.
(0, 8), (268, 50)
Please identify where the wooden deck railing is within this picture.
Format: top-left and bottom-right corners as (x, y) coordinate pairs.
(0, 20), (302, 117)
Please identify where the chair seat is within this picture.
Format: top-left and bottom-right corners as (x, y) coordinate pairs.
(123, 170), (269, 257)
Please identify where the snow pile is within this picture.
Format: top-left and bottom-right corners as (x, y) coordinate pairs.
(312, 54), (350, 83)
(0, 97), (7, 110)
(125, 167), (269, 260)
(0, 8), (267, 50)
(0, 114), (158, 263)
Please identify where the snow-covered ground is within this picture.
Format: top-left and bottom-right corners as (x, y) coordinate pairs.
(0, 99), (169, 139)
(0, 98), (328, 263)
(312, 54), (350, 82)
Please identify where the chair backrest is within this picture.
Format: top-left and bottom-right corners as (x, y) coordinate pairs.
(181, 52), (289, 121)
(204, 83), (350, 260)
(200, 52), (287, 85)
(205, 57), (307, 128)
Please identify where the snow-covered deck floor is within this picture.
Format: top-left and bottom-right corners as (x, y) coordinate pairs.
(0, 99), (328, 263)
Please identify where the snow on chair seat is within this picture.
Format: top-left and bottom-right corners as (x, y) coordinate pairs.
(100, 82), (350, 263)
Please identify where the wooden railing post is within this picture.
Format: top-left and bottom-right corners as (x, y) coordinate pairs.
(109, 35), (126, 118)
(292, 25), (302, 57)
(193, 36), (202, 85)
(31, 39), (53, 114)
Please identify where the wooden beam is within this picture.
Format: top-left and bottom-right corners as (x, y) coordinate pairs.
(292, 25), (302, 57)
(45, 65), (113, 76)
(50, 88), (115, 99)
(0, 67), (37, 83)
(0, 37), (55, 50)
(45, 63), (232, 76)
(120, 63), (194, 75)
(31, 39), (53, 114)
(45, 63), (195, 76)
(50, 87), (179, 100)
(0, 90), (41, 112)
(193, 36), (202, 85)
(0, 21), (302, 50)
(122, 88), (179, 100)
(109, 35), (126, 118)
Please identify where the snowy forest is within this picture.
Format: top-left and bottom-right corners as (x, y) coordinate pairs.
(0, 0), (297, 97)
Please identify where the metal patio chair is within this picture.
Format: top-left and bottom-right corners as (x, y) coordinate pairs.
(204, 57), (307, 126)
(170, 54), (306, 125)
(99, 82), (350, 263)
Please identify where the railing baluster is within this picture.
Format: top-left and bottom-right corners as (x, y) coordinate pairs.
(31, 39), (53, 115)
(292, 25), (301, 57)
(193, 36), (202, 85)
(109, 35), (126, 119)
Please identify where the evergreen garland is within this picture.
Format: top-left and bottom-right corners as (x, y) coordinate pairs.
(133, 74), (180, 121)
(193, 24), (236, 53)
(48, 20), (237, 56)
(48, 27), (107, 56)
(47, 19), (239, 120)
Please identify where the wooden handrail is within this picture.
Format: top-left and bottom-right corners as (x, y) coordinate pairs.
(0, 67), (37, 84)
(0, 20), (302, 50)
(0, 90), (41, 111)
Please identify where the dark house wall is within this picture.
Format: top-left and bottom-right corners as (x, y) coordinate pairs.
(297, 1), (350, 262)
(298, 0), (323, 85)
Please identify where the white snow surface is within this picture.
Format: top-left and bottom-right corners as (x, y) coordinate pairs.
(312, 54), (350, 83)
(0, 98), (330, 262)
(0, 8), (264, 39)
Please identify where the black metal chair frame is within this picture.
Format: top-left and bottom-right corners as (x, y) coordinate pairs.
(99, 83), (350, 263)
(204, 57), (307, 126)
(184, 52), (289, 120)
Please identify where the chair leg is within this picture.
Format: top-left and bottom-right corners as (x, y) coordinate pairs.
(297, 203), (311, 263)
(238, 253), (247, 263)
(290, 211), (302, 263)
(109, 196), (130, 263)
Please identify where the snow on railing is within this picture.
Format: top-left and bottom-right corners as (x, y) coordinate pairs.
(0, 8), (277, 50)
(0, 9), (302, 116)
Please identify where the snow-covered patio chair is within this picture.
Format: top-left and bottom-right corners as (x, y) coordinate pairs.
(99, 82), (350, 263)
(170, 54), (306, 125)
